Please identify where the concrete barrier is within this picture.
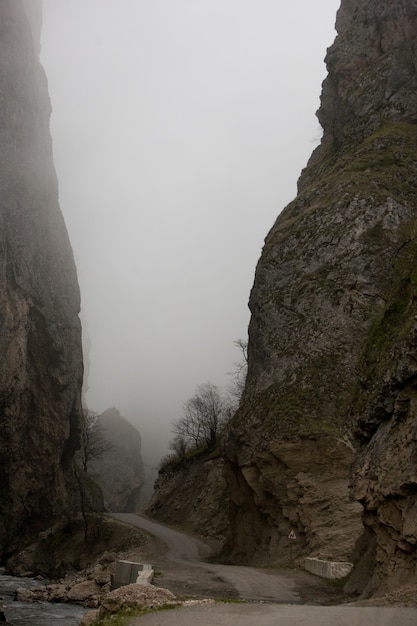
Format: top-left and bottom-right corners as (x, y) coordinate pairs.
(111, 560), (154, 588)
(136, 567), (154, 585)
(305, 557), (353, 579)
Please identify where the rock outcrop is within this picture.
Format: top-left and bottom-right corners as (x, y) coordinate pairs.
(0, 1), (83, 557)
(89, 409), (145, 512)
(147, 454), (229, 542)
(222, 0), (417, 592)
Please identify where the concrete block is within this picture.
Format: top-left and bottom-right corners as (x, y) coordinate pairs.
(112, 560), (144, 589)
(305, 557), (353, 579)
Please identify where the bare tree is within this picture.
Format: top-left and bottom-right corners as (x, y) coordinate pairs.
(73, 409), (114, 541)
(78, 410), (113, 472)
(169, 433), (188, 458)
(172, 382), (230, 451)
(171, 414), (201, 450)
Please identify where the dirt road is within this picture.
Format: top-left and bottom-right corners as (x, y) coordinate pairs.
(110, 513), (300, 603)
(110, 513), (417, 626)
(126, 603), (417, 626)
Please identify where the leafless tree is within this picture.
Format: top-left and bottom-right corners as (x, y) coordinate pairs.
(74, 409), (113, 541)
(78, 410), (113, 472)
(172, 382), (231, 450)
(169, 434), (188, 458)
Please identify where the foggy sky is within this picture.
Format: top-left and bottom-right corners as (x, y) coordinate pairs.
(40, 0), (340, 467)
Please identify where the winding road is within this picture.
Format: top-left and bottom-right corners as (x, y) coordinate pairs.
(109, 513), (299, 603)
(110, 513), (417, 626)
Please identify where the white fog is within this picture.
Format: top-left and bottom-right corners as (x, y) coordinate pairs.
(40, 0), (340, 468)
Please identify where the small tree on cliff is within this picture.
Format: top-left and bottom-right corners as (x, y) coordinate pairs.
(172, 382), (232, 451)
(78, 409), (113, 472)
(74, 409), (113, 541)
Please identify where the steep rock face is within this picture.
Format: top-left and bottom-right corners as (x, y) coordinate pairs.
(89, 408), (145, 512)
(0, 1), (83, 557)
(147, 455), (229, 542)
(223, 0), (417, 589)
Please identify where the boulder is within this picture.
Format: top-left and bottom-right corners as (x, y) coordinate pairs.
(100, 583), (177, 613)
(67, 581), (101, 603)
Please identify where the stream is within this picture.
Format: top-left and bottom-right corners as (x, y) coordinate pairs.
(0, 569), (87, 626)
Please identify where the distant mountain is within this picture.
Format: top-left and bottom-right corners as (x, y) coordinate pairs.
(90, 408), (146, 512)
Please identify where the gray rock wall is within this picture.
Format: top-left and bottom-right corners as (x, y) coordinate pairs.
(0, 1), (83, 556)
(222, 0), (417, 592)
(147, 455), (229, 542)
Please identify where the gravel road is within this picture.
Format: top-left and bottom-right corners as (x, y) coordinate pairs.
(126, 603), (417, 626)
(110, 513), (417, 626)
(110, 513), (300, 603)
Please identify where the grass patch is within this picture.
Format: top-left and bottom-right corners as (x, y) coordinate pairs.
(93, 607), (144, 626)
(215, 597), (246, 604)
(94, 604), (179, 626)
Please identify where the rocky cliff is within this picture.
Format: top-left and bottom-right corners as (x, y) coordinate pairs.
(147, 453), (229, 542)
(0, 1), (83, 557)
(222, 0), (417, 593)
(89, 409), (146, 512)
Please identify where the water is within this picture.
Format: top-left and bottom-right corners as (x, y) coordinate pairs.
(0, 569), (87, 626)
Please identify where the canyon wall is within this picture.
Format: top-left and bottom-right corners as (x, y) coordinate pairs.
(222, 0), (417, 591)
(147, 454), (229, 543)
(0, 1), (83, 557)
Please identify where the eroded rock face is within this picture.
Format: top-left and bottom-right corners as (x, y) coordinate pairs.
(0, 1), (83, 556)
(89, 409), (145, 512)
(147, 455), (229, 542)
(223, 438), (362, 566)
(222, 0), (417, 589)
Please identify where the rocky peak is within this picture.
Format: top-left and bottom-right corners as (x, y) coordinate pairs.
(305, 0), (417, 170)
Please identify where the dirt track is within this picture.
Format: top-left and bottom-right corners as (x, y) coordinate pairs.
(126, 603), (417, 626)
(110, 513), (417, 626)
(110, 513), (303, 603)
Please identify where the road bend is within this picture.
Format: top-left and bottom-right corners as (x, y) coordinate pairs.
(109, 513), (417, 626)
(109, 512), (300, 603)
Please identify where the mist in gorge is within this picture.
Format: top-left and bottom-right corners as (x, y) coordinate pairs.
(40, 0), (339, 468)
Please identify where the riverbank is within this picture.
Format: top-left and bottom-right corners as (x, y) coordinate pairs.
(0, 568), (87, 625)
(4, 512), (417, 626)
(2, 514), (162, 625)
(6, 514), (162, 579)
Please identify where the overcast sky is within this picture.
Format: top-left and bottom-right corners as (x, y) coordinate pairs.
(40, 0), (340, 467)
